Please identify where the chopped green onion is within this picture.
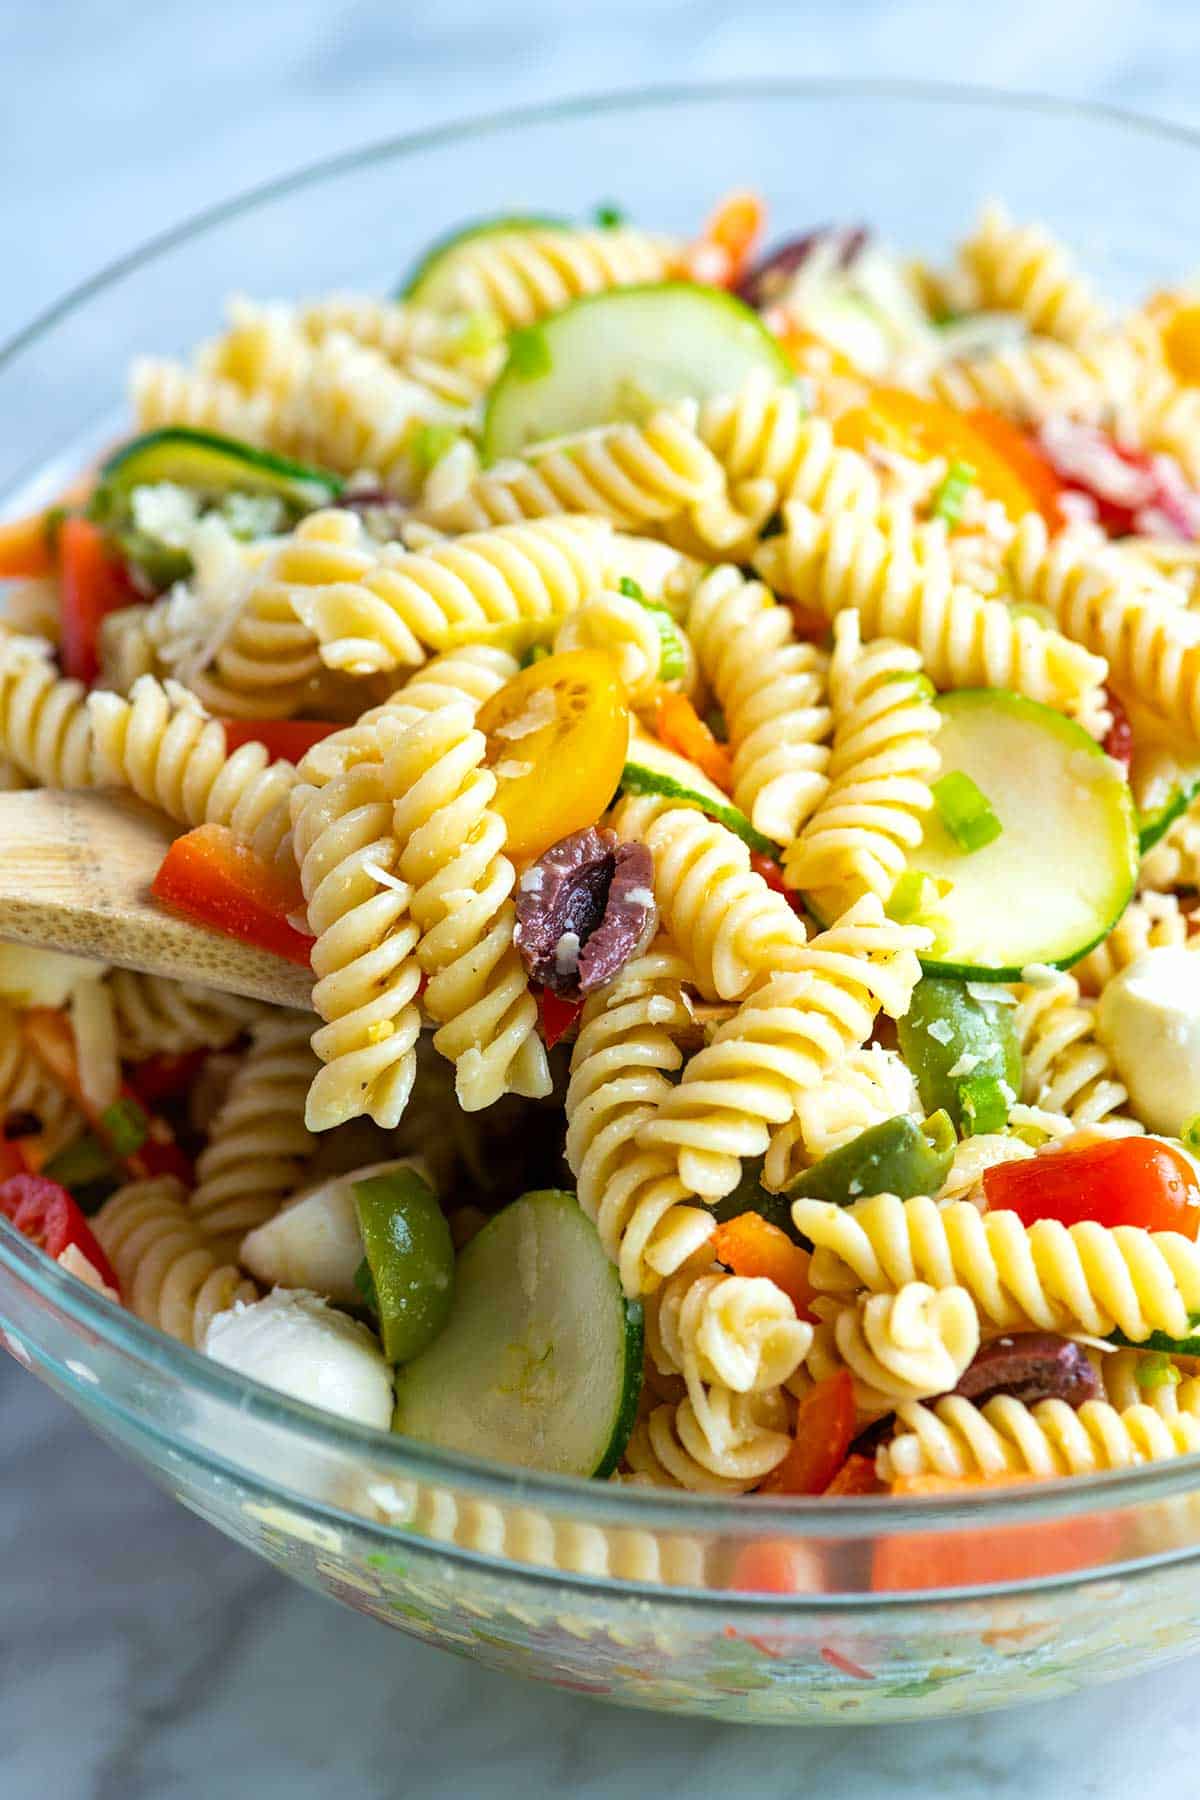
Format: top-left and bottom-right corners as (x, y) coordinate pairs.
(618, 575), (645, 601)
(931, 460), (976, 527)
(887, 870), (935, 925)
(959, 1076), (1010, 1137)
(932, 770), (1003, 854)
(454, 310), (504, 357)
(520, 641), (551, 669)
(43, 1134), (118, 1192)
(1135, 1352), (1181, 1392)
(354, 1255), (379, 1316)
(411, 423), (461, 474)
(508, 326), (552, 380)
(1182, 1115), (1200, 1155)
(100, 1097), (148, 1157)
(617, 574), (685, 681)
(594, 202), (626, 228)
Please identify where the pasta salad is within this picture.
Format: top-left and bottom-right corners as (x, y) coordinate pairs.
(4, 192), (1200, 1504)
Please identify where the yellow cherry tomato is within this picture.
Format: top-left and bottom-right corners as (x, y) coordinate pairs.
(475, 649), (629, 861)
(834, 386), (1041, 523)
(1162, 302), (1200, 384)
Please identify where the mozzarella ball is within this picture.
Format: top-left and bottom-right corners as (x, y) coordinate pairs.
(204, 1289), (393, 1429)
(1096, 946), (1200, 1136)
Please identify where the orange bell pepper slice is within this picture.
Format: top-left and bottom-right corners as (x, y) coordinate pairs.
(823, 1452), (881, 1497)
(963, 407), (1064, 527)
(0, 511), (56, 580)
(684, 189), (765, 288)
(759, 1370), (856, 1497)
(152, 824), (314, 966)
(651, 686), (733, 792)
(712, 1212), (816, 1319)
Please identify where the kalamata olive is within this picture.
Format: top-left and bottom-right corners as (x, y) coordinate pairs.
(953, 1333), (1099, 1409)
(736, 224), (870, 310)
(513, 827), (656, 999)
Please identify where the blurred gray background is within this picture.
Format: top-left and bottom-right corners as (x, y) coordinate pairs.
(5, 5), (1200, 1797)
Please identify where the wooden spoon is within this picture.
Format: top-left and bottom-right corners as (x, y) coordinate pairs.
(0, 789), (315, 1009)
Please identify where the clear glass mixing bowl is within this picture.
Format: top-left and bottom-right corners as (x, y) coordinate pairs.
(5, 82), (1200, 1724)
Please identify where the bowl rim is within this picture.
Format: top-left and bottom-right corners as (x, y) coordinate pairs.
(5, 74), (1200, 1555)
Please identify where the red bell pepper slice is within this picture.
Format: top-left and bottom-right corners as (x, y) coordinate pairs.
(758, 1370), (856, 1496)
(0, 1172), (120, 1296)
(221, 718), (340, 761)
(749, 851), (806, 917)
(152, 824), (314, 967)
(126, 1050), (209, 1108)
(0, 1138), (30, 1182)
(59, 516), (138, 684)
(983, 1136), (1200, 1238)
(538, 988), (584, 1052)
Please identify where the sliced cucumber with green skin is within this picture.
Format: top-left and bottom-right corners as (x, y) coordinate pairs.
(622, 723), (779, 856)
(900, 690), (1138, 981)
(95, 428), (344, 515)
(392, 1189), (643, 1478)
(400, 215), (568, 306)
(482, 283), (794, 461)
(1132, 742), (1200, 853)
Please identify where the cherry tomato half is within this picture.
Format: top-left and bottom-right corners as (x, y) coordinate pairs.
(475, 649), (629, 862)
(982, 1136), (1200, 1238)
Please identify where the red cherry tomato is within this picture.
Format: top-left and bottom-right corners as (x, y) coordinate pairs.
(0, 1173), (120, 1295)
(1101, 689), (1134, 774)
(983, 1136), (1200, 1238)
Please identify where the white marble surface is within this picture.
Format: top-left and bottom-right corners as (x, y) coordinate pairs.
(7, 5), (1200, 1795)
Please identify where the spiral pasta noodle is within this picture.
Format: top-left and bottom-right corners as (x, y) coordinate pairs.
(793, 1190), (1200, 1342)
(879, 1391), (1200, 1482)
(418, 407), (726, 534)
(684, 564), (832, 844)
(1008, 512), (1200, 741)
(782, 611), (941, 911)
(408, 224), (680, 326)
(108, 970), (263, 1061)
(93, 1178), (258, 1349)
(1014, 969), (1141, 1132)
(554, 587), (695, 704)
(613, 799), (812, 1002)
(282, 511), (610, 677)
(130, 357), (275, 443)
(754, 505), (1108, 722)
(1140, 803), (1200, 892)
(88, 675), (296, 863)
(623, 1386), (793, 1494)
(292, 742), (422, 1133)
(648, 1266), (812, 1395)
(0, 997), (83, 1156)
(189, 1012), (319, 1248)
(564, 939), (715, 1297)
(802, 1283), (979, 1415)
(382, 703), (549, 1110)
(957, 202), (1111, 347)
(927, 333), (1142, 425)
(637, 895), (928, 1199)
(0, 636), (93, 789)
(762, 1045), (918, 1190)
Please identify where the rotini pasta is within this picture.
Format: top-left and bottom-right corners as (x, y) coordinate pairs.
(684, 564), (832, 843)
(879, 1391), (1200, 1481)
(803, 1282), (979, 1414)
(405, 224), (680, 326)
(793, 1191), (1200, 1342)
(108, 969), (263, 1060)
(782, 610), (940, 911)
(92, 1178), (258, 1348)
(1014, 969), (1141, 1132)
(957, 202), (1111, 347)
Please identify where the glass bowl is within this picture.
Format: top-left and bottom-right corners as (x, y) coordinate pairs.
(6, 81), (1200, 1724)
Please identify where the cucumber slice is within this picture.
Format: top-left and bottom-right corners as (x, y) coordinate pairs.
(482, 283), (793, 461)
(96, 428), (344, 514)
(400, 215), (567, 306)
(392, 1189), (643, 1478)
(902, 690), (1137, 981)
(621, 722), (779, 855)
(1132, 742), (1200, 853)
